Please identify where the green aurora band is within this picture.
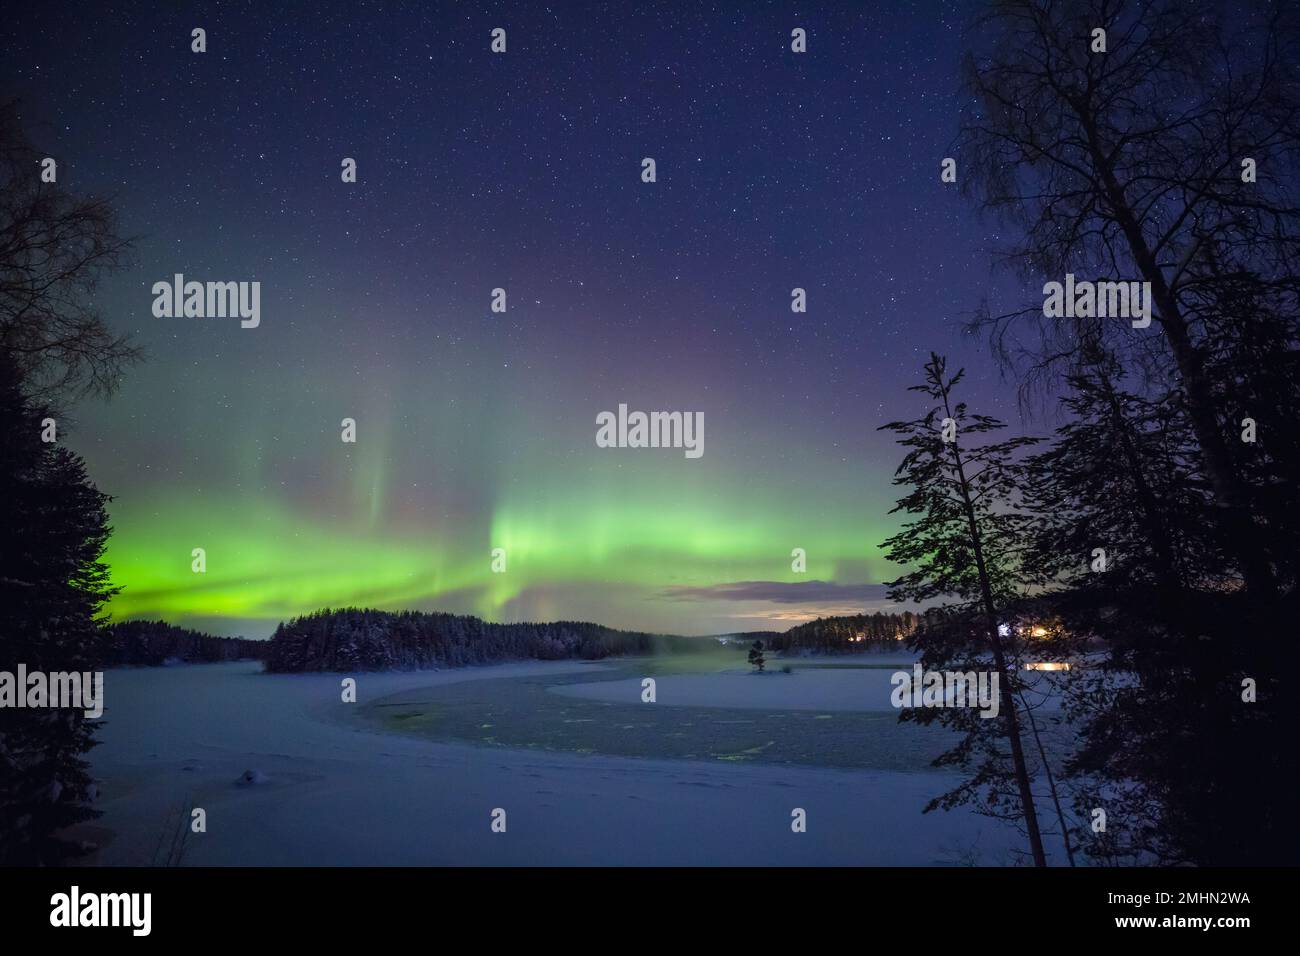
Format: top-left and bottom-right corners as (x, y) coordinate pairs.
(100, 477), (901, 637)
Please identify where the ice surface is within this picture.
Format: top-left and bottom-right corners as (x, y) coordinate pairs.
(84, 660), (1027, 865)
(549, 664), (909, 711)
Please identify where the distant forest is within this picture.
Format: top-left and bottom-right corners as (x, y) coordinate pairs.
(765, 611), (917, 654)
(100, 620), (267, 666)
(98, 609), (914, 673)
(263, 607), (697, 672)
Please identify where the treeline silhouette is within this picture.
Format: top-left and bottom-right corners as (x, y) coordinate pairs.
(100, 620), (266, 666)
(765, 611), (917, 653)
(264, 607), (693, 672)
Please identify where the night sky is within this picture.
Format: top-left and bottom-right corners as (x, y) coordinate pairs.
(7, 1), (1030, 638)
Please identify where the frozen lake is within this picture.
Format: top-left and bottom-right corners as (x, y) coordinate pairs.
(78, 656), (1029, 865)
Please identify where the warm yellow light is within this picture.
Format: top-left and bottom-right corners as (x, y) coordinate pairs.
(1025, 662), (1070, 671)
(1031, 626), (1048, 638)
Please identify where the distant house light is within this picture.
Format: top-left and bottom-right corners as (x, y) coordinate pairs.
(1025, 662), (1070, 671)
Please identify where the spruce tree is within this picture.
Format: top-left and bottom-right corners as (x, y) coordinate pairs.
(1026, 352), (1295, 864)
(0, 355), (117, 864)
(880, 354), (1048, 866)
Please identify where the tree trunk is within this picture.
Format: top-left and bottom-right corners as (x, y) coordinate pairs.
(1019, 688), (1076, 866)
(1079, 113), (1278, 603)
(942, 388), (1049, 867)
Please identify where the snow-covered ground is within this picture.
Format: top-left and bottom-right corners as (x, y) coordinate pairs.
(81, 659), (1028, 866)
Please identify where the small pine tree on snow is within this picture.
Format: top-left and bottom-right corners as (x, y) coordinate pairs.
(747, 639), (766, 672)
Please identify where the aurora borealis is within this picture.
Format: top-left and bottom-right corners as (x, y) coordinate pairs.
(8, 1), (1020, 638)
